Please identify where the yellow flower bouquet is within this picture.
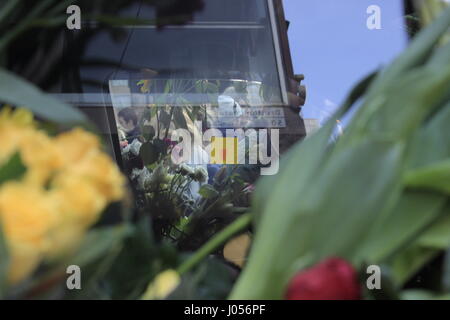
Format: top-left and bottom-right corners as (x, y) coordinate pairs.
(0, 107), (126, 287)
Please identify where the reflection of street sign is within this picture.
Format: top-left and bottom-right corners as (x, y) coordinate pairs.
(207, 107), (286, 128)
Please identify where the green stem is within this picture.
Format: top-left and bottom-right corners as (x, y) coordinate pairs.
(177, 213), (252, 275)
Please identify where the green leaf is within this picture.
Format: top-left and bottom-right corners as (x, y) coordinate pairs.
(0, 69), (88, 125)
(391, 245), (440, 285)
(63, 224), (133, 268)
(232, 139), (404, 299)
(251, 116), (337, 227)
(0, 152), (26, 185)
(405, 159), (450, 194)
(363, 67), (450, 140)
(405, 101), (450, 169)
(198, 185), (219, 199)
(417, 206), (450, 248)
(376, 6), (450, 88)
(231, 7), (450, 300)
(358, 191), (447, 265)
(340, 6), (450, 143)
(383, 204), (450, 285)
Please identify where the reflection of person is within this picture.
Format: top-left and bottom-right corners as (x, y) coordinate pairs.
(118, 107), (141, 145)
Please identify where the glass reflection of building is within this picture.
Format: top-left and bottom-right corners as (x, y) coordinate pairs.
(54, 0), (306, 168)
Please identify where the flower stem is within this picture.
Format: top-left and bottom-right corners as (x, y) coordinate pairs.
(177, 213), (252, 275)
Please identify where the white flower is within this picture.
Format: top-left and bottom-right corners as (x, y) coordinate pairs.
(131, 167), (152, 190)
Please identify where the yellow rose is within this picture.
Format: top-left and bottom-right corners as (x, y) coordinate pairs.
(0, 126), (63, 187)
(0, 124), (31, 164)
(51, 174), (107, 227)
(20, 130), (63, 186)
(0, 108), (126, 285)
(69, 151), (125, 202)
(54, 128), (101, 164)
(0, 107), (37, 164)
(0, 183), (58, 284)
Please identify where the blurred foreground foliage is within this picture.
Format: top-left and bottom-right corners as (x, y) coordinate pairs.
(231, 3), (450, 300)
(1, 0), (450, 300)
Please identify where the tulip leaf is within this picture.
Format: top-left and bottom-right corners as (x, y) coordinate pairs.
(382, 204), (450, 285)
(340, 6), (450, 143)
(405, 160), (450, 194)
(371, 5), (450, 91)
(406, 101), (450, 169)
(306, 140), (403, 260)
(0, 69), (88, 125)
(391, 245), (440, 285)
(232, 139), (404, 300)
(417, 207), (450, 249)
(231, 6), (450, 300)
(427, 41), (450, 69)
(251, 116), (337, 227)
(357, 191), (447, 265)
(364, 67), (450, 140)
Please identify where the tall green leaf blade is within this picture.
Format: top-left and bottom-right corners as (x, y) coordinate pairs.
(0, 69), (88, 125)
(232, 139), (404, 299)
(251, 118), (336, 226)
(357, 191), (447, 265)
(417, 207), (450, 248)
(340, 6), (450, 144)
(305, 140), (404, 261)
(363, 67), (450, 140)
(391, 245), (440, 285)
(406, 101), (450, 169)
(405, 160), (450, 194)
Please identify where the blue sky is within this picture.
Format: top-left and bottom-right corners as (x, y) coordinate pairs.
(283, 0), (408, 123)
